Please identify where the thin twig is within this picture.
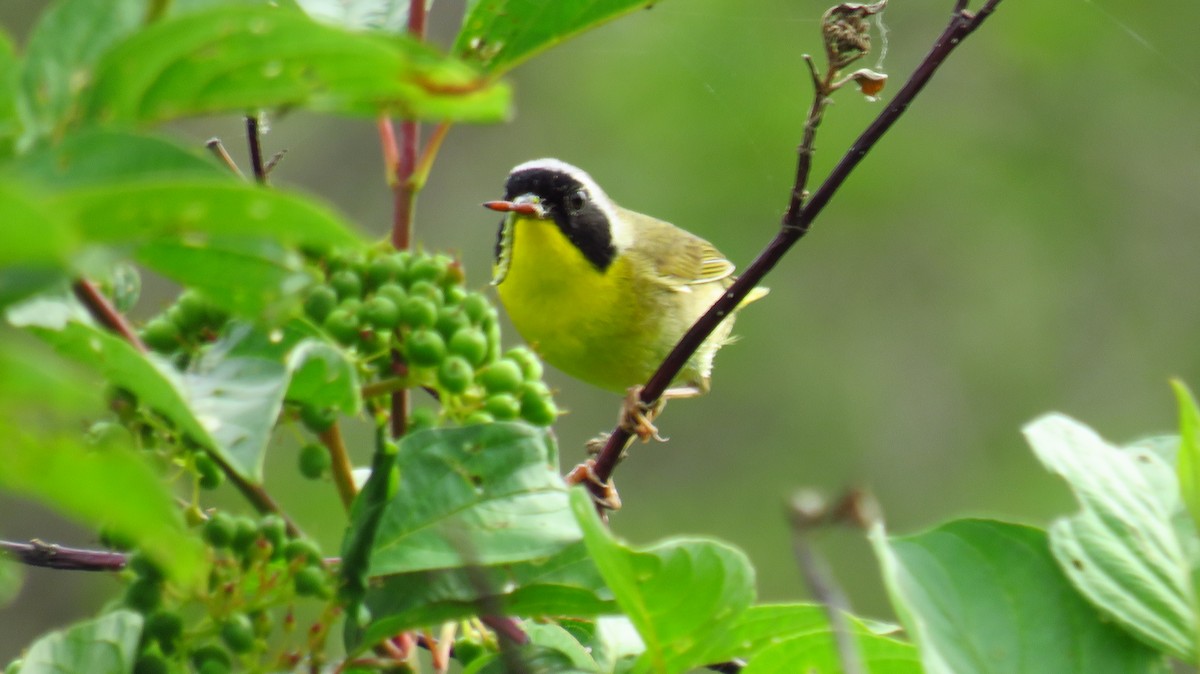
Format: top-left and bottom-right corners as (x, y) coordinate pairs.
(318, 422), (358, 511)
(246, 115), (267, 185)
(0, 539), (127, 572)
(582, 0), (1005, 507)
(205, 138), (245, 179)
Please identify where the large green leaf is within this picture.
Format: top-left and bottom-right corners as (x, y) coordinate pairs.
(52, 180), (358, 250)
(8, 298), (281, 482)
(13, 610), (143, 674)
(18, 0), (147, 146)
(872, 518), (1168, 674)
(135, 238), (314, 320)
(571, 488), (756, 674)
(10, 128), (226, 188)
(0, 337), (100, 420)
(81, 6), (509, 125)
(455, 0), (665, 75)
(367, 423), (577, 575)
(1026, 413), (1197, 662)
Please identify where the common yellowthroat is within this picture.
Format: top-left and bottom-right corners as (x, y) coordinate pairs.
(483, 159), (765, 435)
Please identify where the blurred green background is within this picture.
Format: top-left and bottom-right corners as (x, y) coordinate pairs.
(3, 0), (1199, 663)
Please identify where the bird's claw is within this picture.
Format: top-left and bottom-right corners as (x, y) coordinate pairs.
(620, 386), (667, 443)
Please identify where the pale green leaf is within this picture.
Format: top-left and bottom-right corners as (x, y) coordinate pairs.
(297, 0), (412, 32)
(18, 0), (146, 146)
(14, 610), (143, 674)
(1173, 380), (1200, 530)
(1026, 413), (1197, 662)
(367, 423), (578, 576)
(872, 518), (1168, 674)
(10, 129), (226, 188)
(82, 6), (509, 124)
(0, 183), (74, 307)
(571, 488), (756, 674)
(455, 0), (665, 75)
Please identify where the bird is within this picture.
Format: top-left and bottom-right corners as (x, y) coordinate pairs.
(483, 158), (766, 441)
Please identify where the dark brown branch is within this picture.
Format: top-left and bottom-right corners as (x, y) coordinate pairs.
(72, 280), (147, 352)
(1, 539), (127, 572)
(246, 115), (267, 185)
(583, 0), (1004, 505)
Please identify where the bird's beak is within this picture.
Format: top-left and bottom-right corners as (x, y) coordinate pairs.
(483, 197), (546, 218)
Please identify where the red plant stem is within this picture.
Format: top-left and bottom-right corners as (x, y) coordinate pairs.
(586, 0), (1005, 504)
(71, 279), (147, 352)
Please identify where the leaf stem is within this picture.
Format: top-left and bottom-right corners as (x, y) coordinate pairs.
(583, 0), (1006, 506)
(246, 114), (268, 185)
(71, 279), (147, 352)
(319, 422), (358, 511)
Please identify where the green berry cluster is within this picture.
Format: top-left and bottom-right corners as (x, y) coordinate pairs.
(140, 290), (230, 356)
(303, 247), (559, 428)
(127, 513), (336, 674)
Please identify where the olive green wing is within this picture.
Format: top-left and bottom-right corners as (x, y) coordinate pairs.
(626, 210), (735, 288)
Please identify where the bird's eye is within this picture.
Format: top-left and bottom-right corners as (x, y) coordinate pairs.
(566, 190), (587, 213)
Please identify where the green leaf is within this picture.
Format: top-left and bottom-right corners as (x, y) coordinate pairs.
(82, 6), (509, 125)
(0, 427), (205, 585)
(18, 0), (147, 146)
(359, 540), (614, 646)
(872, 518), (1168, 674)
(570, 488), (756, 674)
(455, 0), (664, 75)
(135, 238), (314, 320)
(0, 557), (22, 608)
(0, 183), (75, 307)
(9, 129), (226, 189)
(1173, 380), (1200, 530)
(1026, 413), (1198, 662)
(284, 338), (361, 414)
(13, 610), (143, 674)
(297, 0), (411, 32)
(7, 298), (279, 482)
(0, 337), (100, 419)
(741, 629), (920, 674)
(367, 423), (577, 575)
(52, 180), (359, 251)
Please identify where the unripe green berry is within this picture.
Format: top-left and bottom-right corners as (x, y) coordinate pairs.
(479, 360), (523, 394)
(141, 317), (181, 352)
(376, 282), (408, 308)
(463, 411), (495, 426)
(435, 310), (469, 342)
(444, 285), (467, 306)
(258, 515), (287, 555)
(405, 256), (443, 284)
(128, 552), (164, 582)
(299, 405), (336, 434)
(170, 291), (209, 335)
(408, 407), (438, 431)
(408, 280), (443, 305)
(284, 538), (322, 565)
(133, 654), (168, 674)
(329, 269), (363, 300)
(124, 577), (162, 612)
(203, 511), (236, 548)
(220, 613), (255, 653)
(448, 327), (489, 366)
(365, 255), (404, 289)
(195, 453), (223, 490)
(359, 296), (400, 330)
(145, 610), (184, 650)
(303, 285), (338, 324)
(520, 388), (559, 426)
(462, 293), (491, 324)
(437, 356), (474, 395)
(293, 565), (329, 598)
(398, 296), (438, 329)
(231, 516), (260, 555)
(506, 347), (544, 381)
(484, 392), (521, 420)
(404, 328), (445, 367)
(322, 308), (360, 345)
(190, 645), (231, 674)
(298, 443), (331, 480)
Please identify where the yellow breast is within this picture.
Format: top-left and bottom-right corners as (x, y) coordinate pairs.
(495, 215), (665, 392)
